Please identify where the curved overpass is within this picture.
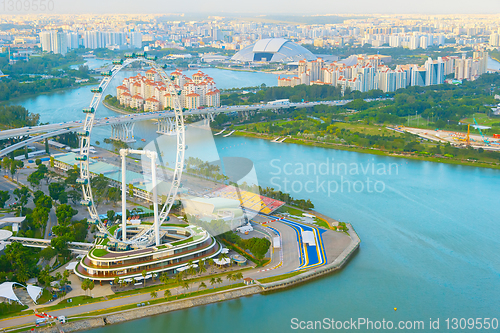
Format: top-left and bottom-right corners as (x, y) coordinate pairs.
(0, 98), (390, 157)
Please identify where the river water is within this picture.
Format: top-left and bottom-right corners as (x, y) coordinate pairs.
(9, 63), (500, 332)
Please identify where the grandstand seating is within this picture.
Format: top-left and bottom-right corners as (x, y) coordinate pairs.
(213, 186), (285, 215)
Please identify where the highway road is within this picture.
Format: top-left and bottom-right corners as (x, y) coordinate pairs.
(0, 100), (354, 141)
(0, 98), (394, 157)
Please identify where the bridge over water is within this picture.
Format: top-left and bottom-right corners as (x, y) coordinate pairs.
(0, 99), (388, 157)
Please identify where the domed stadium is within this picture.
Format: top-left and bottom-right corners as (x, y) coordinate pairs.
(231, 38), (317, 63)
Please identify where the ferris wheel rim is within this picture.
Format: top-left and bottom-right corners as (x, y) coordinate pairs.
(78, 56), (185, 246)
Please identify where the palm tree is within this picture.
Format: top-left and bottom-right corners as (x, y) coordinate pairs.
(198, 282), (207, 290)
(142, 270), (147, 288)
(198, 259), (207, 275)
(182, 281), (190, 293)
(207, 258), (215, 273)
(187, 261), (196, 276)
(226, 273), (233, 281)
(219, 252), (229, 262)
(150, 290), (157, 299)
(209, 277), (216, 288)
(233, 272), (243, 280)
(175, 272), (184, 285)
(219, 253), (229, 269)
(164, 289), (171, 298)
(216, 277), (223, 286)
(113, 277), (120, 287)
(159, 273), (169, 285)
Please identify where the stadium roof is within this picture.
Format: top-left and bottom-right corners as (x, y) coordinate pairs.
(232, 38), (317, 63)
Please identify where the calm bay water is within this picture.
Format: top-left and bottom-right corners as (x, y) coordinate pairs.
(86, 137), (500, 333)
(10, 67), (500, 332)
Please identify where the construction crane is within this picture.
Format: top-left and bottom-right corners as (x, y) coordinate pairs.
(473, 117), (491, 146)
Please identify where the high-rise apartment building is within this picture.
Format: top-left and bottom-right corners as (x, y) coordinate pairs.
(39, 30), (68, 55)
(490, 33), (500, 47)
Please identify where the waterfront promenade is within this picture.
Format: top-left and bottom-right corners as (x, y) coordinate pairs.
(0, 219), (358, 332)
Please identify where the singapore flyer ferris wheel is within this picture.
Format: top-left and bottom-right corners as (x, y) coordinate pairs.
(76, 53), (185, 248)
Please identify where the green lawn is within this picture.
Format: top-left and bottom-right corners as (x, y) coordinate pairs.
(92, 249), (109, 257)
(258, 271), (301, 284)
(0, 302), (28, 320)
(277, 205), (304, 216)
(37, 288), (52, 304)
(315, 220), (330, 229)
(461, 113), (500, 127)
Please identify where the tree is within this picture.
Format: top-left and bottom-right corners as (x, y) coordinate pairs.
(198, 259), (207, 275)
(56, 204), (77, 226)
(81, 279), (89, 297)
(216, 277), (223, 286)
(198, 282), (207, 290)
(4, 242), (38, 283)
(187, 261), (196, 276)
(34, 193), (52, 209)
(164, 289), (171, 298)
(219, 252), (229, 265)
(32, 206), (50, 230)
(113, 277), (120, 287)
(48, 182), (66, 202)
(150, 290), (157, 299)
(51, 235), (70, 259)
(13, 186), (30, 208)
(226, 273), (233, 282)
(27, 171), (42, 189)
(175, 272), (184, 285)
(182, 281), (190, 293)
(88, 279), (95, 297)
(0, 190), (10, 208)
(1, 157), (10, 174)
(65, 167), (79, 187)
(142, 270), (147, 288)
(209, 277), (216, 288)
(91, 174), (110, 209)
(10, 160), (23, 182)
(233, 272), (243, 280)
(107, 187), (120, 206)
(207, 258), (215, 273)
(37, 268), (53, 286)
(39, 246), (57, 260)
(106, 210), (116, 223)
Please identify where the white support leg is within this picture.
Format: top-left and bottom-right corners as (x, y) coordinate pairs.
(151, 153), (159, 246)
(120, 149), (127, 242)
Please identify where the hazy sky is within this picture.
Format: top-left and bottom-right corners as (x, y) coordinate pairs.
(51, 0), (500, 15)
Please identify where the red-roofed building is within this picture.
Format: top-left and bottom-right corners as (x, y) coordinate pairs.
(145, 97), (160, 111)
(185, 92), (200, 109)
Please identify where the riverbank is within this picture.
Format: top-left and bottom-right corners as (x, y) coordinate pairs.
(230, 130), (500, 170)
(15, 225), (359, 333)
(102, 99), (135, 115)
(2, 81), (98, 106)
